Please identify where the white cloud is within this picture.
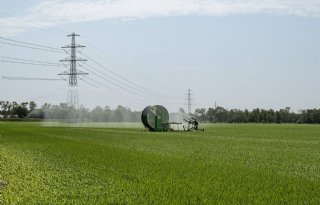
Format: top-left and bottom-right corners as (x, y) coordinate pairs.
(1, 0), (320, 35)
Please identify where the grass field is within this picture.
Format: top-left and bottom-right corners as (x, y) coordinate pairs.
(0, 122), (320, 204)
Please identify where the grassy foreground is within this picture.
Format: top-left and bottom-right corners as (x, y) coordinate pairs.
(0, 122), (320, 204)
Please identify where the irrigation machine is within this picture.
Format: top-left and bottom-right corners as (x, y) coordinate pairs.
(141, 105), (204, 132)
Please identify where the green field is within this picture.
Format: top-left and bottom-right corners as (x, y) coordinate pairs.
(1, 122), (320, 204)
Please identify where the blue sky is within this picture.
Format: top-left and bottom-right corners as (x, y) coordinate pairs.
(0, 0), (320, 112)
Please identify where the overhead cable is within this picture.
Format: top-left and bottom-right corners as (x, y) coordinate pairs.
(0, 59), (66, 67)
(79, 51), (182, 100)
(1, 56), (64, 66)
(0, 36), (62, 51)
(1, 76), (64, 81)
(0, 40), (64, 53)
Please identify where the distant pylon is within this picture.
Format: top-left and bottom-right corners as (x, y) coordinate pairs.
(67, 89), (79, 109)
(59, 33), (88, 108)
(185, 89), (194, 114)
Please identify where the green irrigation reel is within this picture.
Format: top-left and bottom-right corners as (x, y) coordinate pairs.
(141, 105), (171, 131)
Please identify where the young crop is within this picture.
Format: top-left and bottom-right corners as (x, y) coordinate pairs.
(0, 122), (319, 204)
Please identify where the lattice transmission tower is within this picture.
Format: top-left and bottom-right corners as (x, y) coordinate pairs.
(185, 89), (194, 114)
(59, 33), (88, 108)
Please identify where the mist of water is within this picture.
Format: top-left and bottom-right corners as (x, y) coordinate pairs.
(168, 112), (192, 131)
(37, 104), (145, 129)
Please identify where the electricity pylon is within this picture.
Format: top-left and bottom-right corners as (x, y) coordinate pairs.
(185, 89), (194, 114)
(59, 33), (88, 108)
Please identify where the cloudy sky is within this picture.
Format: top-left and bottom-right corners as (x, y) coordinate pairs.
(0, 0), (320, 112)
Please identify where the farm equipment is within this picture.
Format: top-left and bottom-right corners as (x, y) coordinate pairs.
(183, 118), (204, 131)
(141, 105), (176, 131)
(141, 105), (203, 132)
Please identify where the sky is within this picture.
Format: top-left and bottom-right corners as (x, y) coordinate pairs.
(0, 0), (320, 112)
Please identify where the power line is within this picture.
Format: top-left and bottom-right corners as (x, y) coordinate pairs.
(0, 36), (62, 51)
(81, 80), (143, 108)
(82, 62), (183, 102)
(79, 51), (145, 89)
(81, 78), (99, 88)
(0, 40), (64, 53)
(82, 70), (156, 104)
(84, 65), (152, 100)
(85, 76), (114, 90)
(79, 63), (164, 100)
(1, 76), (64, 81)
(83, 63), (139, 90)
(79, 36), (184, 93)
(0, 59), (66, 67)
(1, 56), (64, 66)
(78, 51), (182, 100)
(83, 77), (149, 106)
(78, 60), (182, 106)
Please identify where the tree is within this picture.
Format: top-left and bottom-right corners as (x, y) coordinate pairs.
(250, 108), (261, 123)
(113, 106), (124, 122)
(29, 101), (37, 112)
(206, 108), (215, 123)
(215, 107), (228, 123)
(12, 105), (28, 118)
(195, 108), (206, 121)
(90, 106), (105, 122)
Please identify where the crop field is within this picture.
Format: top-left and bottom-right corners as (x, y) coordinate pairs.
(0, 122), (320, 204)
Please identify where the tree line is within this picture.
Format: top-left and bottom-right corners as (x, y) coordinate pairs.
(191, 107), (320, 124)
(0, 101), (37, 118)
(0, 101), (320, 124)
